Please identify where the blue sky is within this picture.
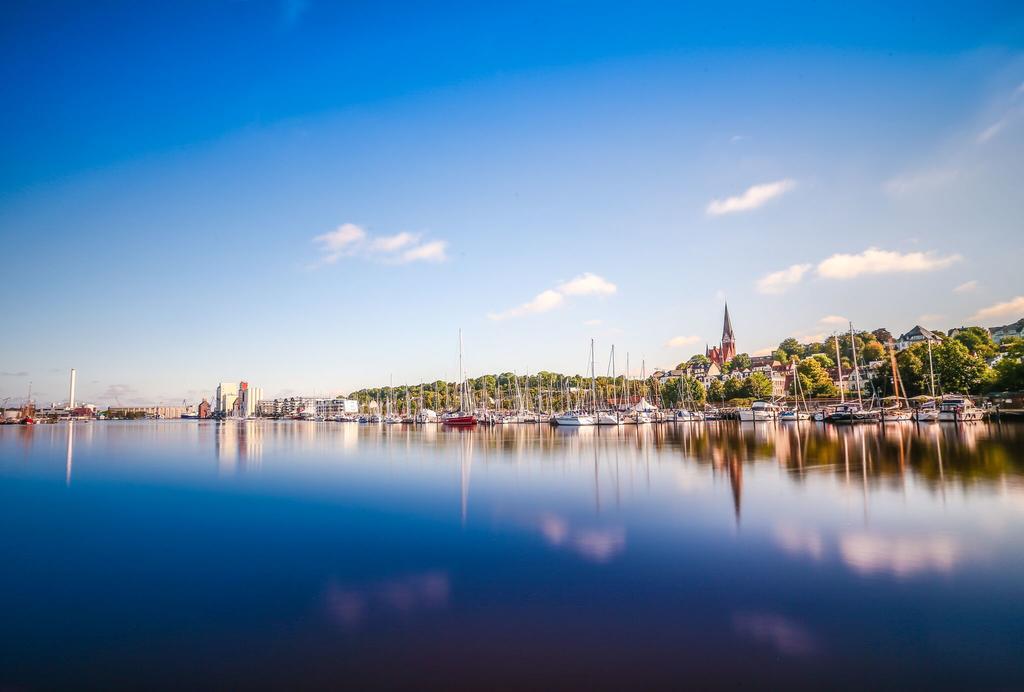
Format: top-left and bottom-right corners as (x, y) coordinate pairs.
(1, 1), (1023, 406)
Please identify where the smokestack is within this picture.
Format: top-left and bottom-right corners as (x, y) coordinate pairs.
(68, 368), (76, 411)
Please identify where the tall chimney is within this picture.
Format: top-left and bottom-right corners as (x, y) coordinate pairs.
(68, 368), (76, 411)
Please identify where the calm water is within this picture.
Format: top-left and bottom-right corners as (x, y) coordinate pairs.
(1, 420), (1023, 690)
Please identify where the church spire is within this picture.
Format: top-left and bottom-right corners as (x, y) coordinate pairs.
(723, 302), (734, 341)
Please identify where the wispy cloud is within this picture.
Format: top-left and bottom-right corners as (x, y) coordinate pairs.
(583, 319), (603, 327)
(706, 179), (796, 217)
(884, 168), (958, 197)
(488, 273), (617, 321)
(819, 315), (848, 326)
(816, 247), (961, 280)
(313, 223), (366, 264)
(918, 313), (945, 324)
(666, 335), (701, 348)
(557, 272), (617, 296)
(488, 290), (565, 321)
(312, 223), (447, 267)
(394, 240), (447, 264)
(756, 263), (812, 294)
(970, 295), (1024, 322)
(369, 231), (419, 253)
(977, 118), (1008, 143)
(1, 371), (28, 377)
(953, 280), (978, 294)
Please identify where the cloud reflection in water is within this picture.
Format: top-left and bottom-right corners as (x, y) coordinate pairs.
(324, 571), (449, 629)
(733, 612), (819, 656)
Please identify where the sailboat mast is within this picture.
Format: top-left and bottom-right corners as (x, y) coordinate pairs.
(458, 329), (464, 412)
(590, 339), (597, 414)
(834, 334), (845, 403)
(849, 322), (863, 406)
(926, 338), (937, 397)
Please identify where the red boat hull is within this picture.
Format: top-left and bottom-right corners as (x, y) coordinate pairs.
(442, 415), (477, 427)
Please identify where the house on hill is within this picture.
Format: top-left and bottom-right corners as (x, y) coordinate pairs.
(990, 318), (1024, 343)
(895, 325), (942, 351)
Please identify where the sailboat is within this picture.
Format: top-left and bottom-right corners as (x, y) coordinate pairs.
(880, 337), (912, 422)
(780, 360), (811, 421)
(442, 330), (477, 427)
(827, 324), (880, 423)
(913, 339), (940, 422)
(554, 339), (598, 426)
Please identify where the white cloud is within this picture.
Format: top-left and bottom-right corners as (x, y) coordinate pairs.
(953, 280), (978, 294)
(977, 118), (1007, 143)
(312, 223), (447, 267)
(756, 263), (811, 294)
(557, 272), (618, 296)
(313, 223), (367, 264)
(489, 273), (616, 321)
(816, 247), (961, 279)
(752, 346), (775, 356)
(666, 335), (701, 348)
(791, 331), (826, 344)
(369, 232), (419, 253)
(706, 179), (796, 217)
(583, 319), (603, 327)
(970, 296), (1024, 322)
(884, 168), (958, 197)
(918, 313), (945, 324)
(395, 240), (447, 264)
(487, 290), (565, 321)
(819, 315), (848, 326)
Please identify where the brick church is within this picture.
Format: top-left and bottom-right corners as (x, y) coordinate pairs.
(705, 303), (736, 367)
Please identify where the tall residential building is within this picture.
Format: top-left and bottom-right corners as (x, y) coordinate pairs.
(215, 382), (239, 414)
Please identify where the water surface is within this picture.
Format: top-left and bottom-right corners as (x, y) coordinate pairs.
(1, 420), (1023, 689)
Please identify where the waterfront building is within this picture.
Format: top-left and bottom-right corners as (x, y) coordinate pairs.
(215, 382), (239, 414)
(237, 382), (263, 418)
(107, 406), (189, 419)
(316, 398), (359, 417)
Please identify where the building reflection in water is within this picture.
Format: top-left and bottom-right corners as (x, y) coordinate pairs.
(215, 420), (264, 474)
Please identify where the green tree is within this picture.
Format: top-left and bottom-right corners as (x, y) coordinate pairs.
(708, 379), (726, 403)
(778, 337), (803, 360)
(934, 339), (990, 394)
(796, 358), (837, 397)
(993, 338), (1024, 391)
(730, 353), (752, 371)
(744, 372), (773, 399)
(723, 377), (745, 400)
(772, 348), (788, 364)
(860, 340), (885, 363)
(952, 326), (997, 360)
(686, 354), (710, 369)
(810, 352), (834, 369)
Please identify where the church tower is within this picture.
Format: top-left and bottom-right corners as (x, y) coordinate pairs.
(721, 302), (736, 363)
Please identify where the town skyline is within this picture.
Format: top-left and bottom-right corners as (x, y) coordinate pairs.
(1, 2), (1022, 406)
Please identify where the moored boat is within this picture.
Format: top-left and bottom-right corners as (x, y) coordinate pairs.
(938, 396), (985, 422)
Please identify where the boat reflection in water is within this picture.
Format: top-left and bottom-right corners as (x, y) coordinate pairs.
(1, 420), (1023, 689)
